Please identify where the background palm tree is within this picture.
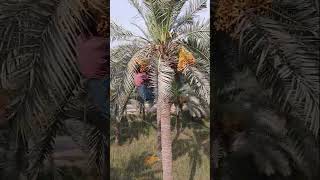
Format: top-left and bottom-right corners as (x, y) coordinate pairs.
(212, 0), (319, 179)
(111, 0), (209, 179)
(0, 0), (109, 179)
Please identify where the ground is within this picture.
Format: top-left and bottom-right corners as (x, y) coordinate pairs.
(111, 126), (210, 180)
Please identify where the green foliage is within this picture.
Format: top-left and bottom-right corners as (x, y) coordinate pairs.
(111, 0), (210, 120)
(234, 0), (320, 135)
(213, 0), (319, 179)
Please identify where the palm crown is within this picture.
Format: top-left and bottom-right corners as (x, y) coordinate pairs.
(111, 0), (210, 118)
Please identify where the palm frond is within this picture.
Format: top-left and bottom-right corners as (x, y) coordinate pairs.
(186, 95), (209, 118)
(219, 103), (319, 178)
(183, 37), (210, 62)
(64, 119), (91, 153)
(235, 9), (320, 135)
(0, 0), (103, 142)
(131, 22), (150, 40)
(110, 21), (135, 42)
(272, 0), (319, 35)
(174, 0), (207, 29)
(212, 138), (224, 169)
(182, 66), (210, 105)
(87, 127), (108, 177)
(28, 118), (64, 178)
(143, 0), (175, 42)
(176, 19), (209, 41)
(170, 0), (189, 27)
(129, 0), (148, 22)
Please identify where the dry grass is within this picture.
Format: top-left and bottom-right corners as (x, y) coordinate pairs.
(111, 128), (210, 180)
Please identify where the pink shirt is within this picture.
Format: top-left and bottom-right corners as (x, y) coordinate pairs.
(134, 72), (147, 87)
(76, 34), (108, 79)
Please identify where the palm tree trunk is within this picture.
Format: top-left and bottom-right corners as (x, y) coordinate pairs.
(159, 99), (173, 180)
(157, 51), (174, 180)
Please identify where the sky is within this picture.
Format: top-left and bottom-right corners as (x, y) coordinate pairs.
(111, 0), (210, 37)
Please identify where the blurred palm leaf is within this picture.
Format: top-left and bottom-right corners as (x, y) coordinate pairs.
(232, 0), (320, 135)
(0, 0), (106, 178)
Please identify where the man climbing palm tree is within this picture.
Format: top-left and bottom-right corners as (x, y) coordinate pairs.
(134, 65), (155, 111)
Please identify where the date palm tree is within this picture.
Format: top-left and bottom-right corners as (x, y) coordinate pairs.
(111, 0), (210, 179)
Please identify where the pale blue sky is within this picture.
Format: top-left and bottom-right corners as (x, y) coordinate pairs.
(111, 0), (210, 37)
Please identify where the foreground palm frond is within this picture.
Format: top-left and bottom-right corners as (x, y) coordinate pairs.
(28, 118), (64, 178)
(236, 13), (320, 135)
(0, 0), (106, 177)
(87, 127), (108, 177)
(213, 40), (319, 179)
(214, 0), (319, 135)
(0, 0), (104, 143)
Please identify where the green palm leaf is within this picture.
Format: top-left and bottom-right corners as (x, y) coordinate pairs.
(174, 0), (207, 29)
(0, 0), (104, 141)
(182, 66), (209, 105)
(234, 3), (319, 135)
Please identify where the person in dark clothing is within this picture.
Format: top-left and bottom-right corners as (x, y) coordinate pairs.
(76, 11), (109, 180)
(134, 69), (151, 101)
(76, 12), (109, 119)
(134, 65), (155, 110)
